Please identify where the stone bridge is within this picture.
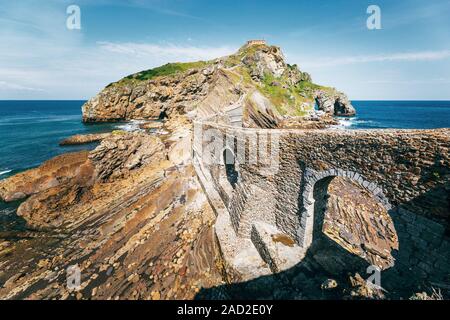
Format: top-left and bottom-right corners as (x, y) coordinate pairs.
(192, 121), (450, 287)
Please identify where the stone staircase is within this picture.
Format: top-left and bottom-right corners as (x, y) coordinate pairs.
(224, 95), (244, 127)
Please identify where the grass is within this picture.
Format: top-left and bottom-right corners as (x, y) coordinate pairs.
(103, 42), (321, 119)
(296, 81), (334, 96)
(108, 61), (211, 87)
(257, 73), (313, 116)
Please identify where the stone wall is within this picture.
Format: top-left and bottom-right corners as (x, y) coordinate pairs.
(193, 121), (450, 285)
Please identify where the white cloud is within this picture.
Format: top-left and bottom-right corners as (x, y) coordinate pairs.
(301, 50), (450, 68)
(97, 41), (234, 61)
(0, 81), (45, 92)
(0, 40), (236, 99)
(0, 1), (236, 99)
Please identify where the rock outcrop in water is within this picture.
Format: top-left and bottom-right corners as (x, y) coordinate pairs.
(0, 151), (91, 203)
(315, 90), (356, 116)
(59, 133), (113, 146)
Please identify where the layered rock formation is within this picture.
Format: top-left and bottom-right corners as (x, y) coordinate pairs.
(0, 151), (90, 203)
(82, 42), (355, 128)
(0, 123), (225, 299)
(13, 133), (166, 229)
(322, 177), (398, 269)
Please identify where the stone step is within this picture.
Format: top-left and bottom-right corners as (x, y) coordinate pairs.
(251, 222), (306, 273)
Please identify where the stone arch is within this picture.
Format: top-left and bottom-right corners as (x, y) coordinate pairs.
(297, 167), (392, 250)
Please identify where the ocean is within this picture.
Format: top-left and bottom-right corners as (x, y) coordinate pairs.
(0, 100), (450, 232)
(1, 100), (450, 179)
(335, 100), (450, 129)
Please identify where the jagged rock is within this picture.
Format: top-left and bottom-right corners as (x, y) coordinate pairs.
(347, 273), (385, 299)
(82, 41), (355, 128)
(242, 45), (287, 79)
(324, 177), (398, 269)
(12, 132), (166, 229)
(284, 64), (312, 86)
(16, 159), (95, 229)
(89, 132), (166, 182)
(315, 90), (356, 117)
(244, 91), (281, 128)
(409, 290), (443, 300)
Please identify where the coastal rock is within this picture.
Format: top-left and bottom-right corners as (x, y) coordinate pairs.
(15, 132), (166, 229)
(89, 132), (166, 182)
(0, 151), (90, 202)
(244, 91), (281, 128)
(81, 42), (354, 128)
(0, 41), (371, 301)
(139, 122), (164, 130)
(82, 67), (212, 123)
(242, 45), (287, 79)
(315, 90), (356, 117)
(348, 273), (385, 299)
(59, 132), (113, 146)
(323, 177), (399, 269)
(0, 152), (224, 299)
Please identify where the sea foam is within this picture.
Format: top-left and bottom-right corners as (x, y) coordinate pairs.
(0, 170), (12, 177)
(114, 120), (145, 132)
(333, 117), (374, 129)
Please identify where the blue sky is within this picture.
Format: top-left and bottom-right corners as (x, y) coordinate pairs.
(1, 0), (450, 100)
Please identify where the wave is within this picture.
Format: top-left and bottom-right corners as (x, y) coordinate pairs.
(0, 170), (12, 177)
(332, 117), (374, 129)
(114, 120), (145, 132)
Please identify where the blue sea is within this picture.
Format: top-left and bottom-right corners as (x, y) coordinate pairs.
(335, 100), (450, 129)
(0, 100), (450, 179)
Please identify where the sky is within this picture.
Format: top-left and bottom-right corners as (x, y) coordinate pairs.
(1, 0), (450, 100)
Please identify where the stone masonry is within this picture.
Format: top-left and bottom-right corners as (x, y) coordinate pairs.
(192, 121), (450, 285)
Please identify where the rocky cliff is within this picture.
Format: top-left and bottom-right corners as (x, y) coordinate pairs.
(1, 42), (447, 301)
(0, 123), (226, 299)
(82, 42), (355, 128)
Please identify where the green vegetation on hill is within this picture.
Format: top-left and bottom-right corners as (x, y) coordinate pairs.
(257, 73), (316, 117)
(108, 61), (211, 87)
(296, 81), (335, 96)
(104, 42), (337, 119)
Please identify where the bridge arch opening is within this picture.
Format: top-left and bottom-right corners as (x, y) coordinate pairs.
(221, 148), (238, 190)
(299, 170), (399, 270)
(217, 147), (239, 199)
